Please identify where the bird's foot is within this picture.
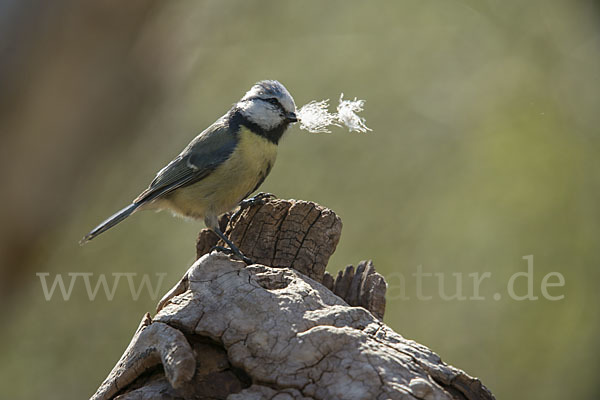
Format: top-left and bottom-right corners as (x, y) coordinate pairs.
(232, 192), (275, 220)
(210, 245), (253, 265)
(245, 191), (276, 205)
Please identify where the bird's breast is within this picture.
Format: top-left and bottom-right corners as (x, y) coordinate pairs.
(167, 126), (278, 218)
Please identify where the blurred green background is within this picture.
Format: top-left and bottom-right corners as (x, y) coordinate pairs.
(1, 0), (599, 398)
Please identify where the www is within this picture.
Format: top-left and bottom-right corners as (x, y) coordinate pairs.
(35, 272), (166, 301)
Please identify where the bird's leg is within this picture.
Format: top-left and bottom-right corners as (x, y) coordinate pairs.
(210, 226), (253, 265)
(231, 192), (275, 220)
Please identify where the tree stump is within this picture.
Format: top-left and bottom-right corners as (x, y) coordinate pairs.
(91, 197), (495, 400)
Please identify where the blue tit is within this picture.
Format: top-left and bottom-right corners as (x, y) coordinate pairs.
(81, 80), (298, 263)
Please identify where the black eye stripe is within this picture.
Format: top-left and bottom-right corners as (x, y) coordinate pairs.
(243, 95), (287, 113)
(261, 97), (285, 111)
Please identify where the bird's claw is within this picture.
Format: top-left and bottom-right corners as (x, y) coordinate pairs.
(232, 192), (275, 220)
(210, 245), (253, 265)
(242, 191), (275, 208)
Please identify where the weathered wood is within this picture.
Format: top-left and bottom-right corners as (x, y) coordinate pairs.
(92, 198), (494, 400)
(323, 260), (386, 320)
(195, 197), (387, 319)
(196, 197), (342, 282)
(91, 314), (196, 400)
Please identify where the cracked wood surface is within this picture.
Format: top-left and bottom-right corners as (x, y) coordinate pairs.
(195, 197), (386, 320)
(322, 260), (387, 320)
(91, 198), (494, 400)
(196, 197), (342, 282)
(91, 253), (494, 400)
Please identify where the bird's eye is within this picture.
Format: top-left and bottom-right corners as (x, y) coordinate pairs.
(265, 98), (280, 106)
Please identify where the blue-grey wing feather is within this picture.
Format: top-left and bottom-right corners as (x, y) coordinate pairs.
(135, 117), (238, 204)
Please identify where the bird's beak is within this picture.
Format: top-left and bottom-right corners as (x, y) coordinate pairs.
(285, 112), (298, 123)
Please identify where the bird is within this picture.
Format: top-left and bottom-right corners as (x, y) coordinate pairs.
(80, 80), (298, 263)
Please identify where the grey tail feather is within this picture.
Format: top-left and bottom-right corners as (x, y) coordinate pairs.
(79, 203), (139, 245)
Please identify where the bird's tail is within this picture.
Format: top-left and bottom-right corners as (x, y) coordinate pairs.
(79, 203), (139, 245)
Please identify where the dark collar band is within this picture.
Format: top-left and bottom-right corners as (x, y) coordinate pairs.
(229, 110), (288, 145)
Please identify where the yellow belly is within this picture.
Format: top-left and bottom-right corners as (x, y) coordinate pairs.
(162, 126), (277, 219)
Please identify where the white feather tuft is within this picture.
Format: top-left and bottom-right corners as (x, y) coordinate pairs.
(297, 100), (339, 133)
(297, 94), (371, 134)
(336, 93), (372, 133)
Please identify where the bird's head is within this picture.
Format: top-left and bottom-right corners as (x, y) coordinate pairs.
(237, 80), (297, 132)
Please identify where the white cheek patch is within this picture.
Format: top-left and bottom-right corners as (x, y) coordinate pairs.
(240, 101), (281, 130)
(297, 93), (371, 134)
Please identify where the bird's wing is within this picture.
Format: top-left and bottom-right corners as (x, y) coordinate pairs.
(134, 119), (238, 204)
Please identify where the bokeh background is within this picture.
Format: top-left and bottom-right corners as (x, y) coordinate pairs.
(1, 1), (599, 398)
